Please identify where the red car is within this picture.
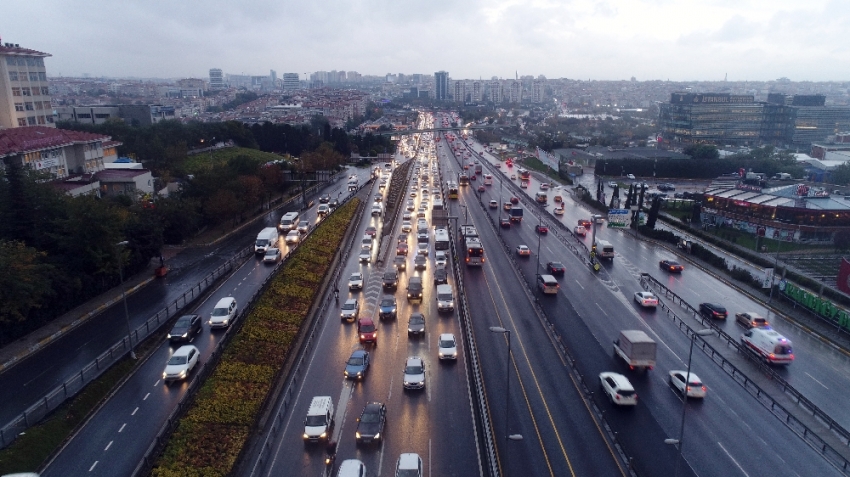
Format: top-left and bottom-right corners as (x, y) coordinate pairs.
(510, 196), (519, 204)
(463, 164), (470, 170)
(578, 219), (592, 228)
(365, 226), (377, 237)
(397, 243), (409, 255)
(477, 185), (486, 192)
(358, 318), (377, 344)
(470, 174), (477, 181)
(660, 260), (684, 273)
(500, 217), (511, 228)
(536, 224), (549, 234)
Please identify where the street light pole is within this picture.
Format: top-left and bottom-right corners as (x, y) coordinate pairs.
(536, 220), (542, 276)
(490, 326), (523, 476)
(768, 235), (782, 304)
(666, 328), (712, 477)
(115, 241), (137, 360)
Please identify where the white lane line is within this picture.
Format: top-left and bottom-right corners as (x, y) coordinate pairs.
(89, 461), (98, 472)
(596, 303), (609, 317)
(429, 438), (432, 477)
(118, 423), (126, 433)
(104, 441), (112, 451)
(153, 380), (160, 386)
(131, 407), (138, 416)
(143, 393), (150, 401)
(717, 441), (750, 477)
(574, 279), (585, 290)
(805, 372), (829, 389)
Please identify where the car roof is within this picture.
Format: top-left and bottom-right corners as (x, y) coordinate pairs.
(350, 349), (367, 358)
(344, 298), (357, 305)
(364, 401), (384, 412)
(439, 333), (455, 341)
(398, 453), (421, 468)
(173, 344), (197, 356)
(600, 372), (634, 389)
(405, 356), (423, 365)
(359, 317), (374, 325)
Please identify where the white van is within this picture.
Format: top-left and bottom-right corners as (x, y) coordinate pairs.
(255, 227), (279, 254)
(208, 297), (238, 329)
(303, 396), (334, 442)
(279, 211), (300, 231)
(371, 203), (383, 216)
(436, 284), (454, 312)
(336, 460), (366, 477)
(595, 239), (615, 260)
(361, 235), (373, 250)
(741, 328), (794, 365)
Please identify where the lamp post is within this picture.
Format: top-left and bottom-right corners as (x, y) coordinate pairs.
(665, 328), (713, 477)
(114, 241), (136, 360)
(768, 235), (782, 304)
(490, 326), (523, 476)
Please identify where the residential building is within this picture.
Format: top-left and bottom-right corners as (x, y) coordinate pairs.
(471, 81), (482, 103)
(531, 81), (544, 103)
(283, 73), (300, 90)
(508, 80), (521, 103)
(435, 71), (449, 101)
(0, 42), (55, 129)
(453, 81), (465, 103)
(209, 68), (224, 89)
(489, 80), (502, 104)
(0, 126), (111, 178)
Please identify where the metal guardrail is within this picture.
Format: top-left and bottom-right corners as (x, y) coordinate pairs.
(640, 273), (850, 474)
(135, 191), (363, 476)
(0, 249), (251, 450)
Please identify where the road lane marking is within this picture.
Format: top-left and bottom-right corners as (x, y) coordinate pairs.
(153, 380), (160, 386)
(131, 407), (138, 416)
(574, 279), (584, 290)
(805, 372), (829, 389)
(596, 303), (608, 317)
(118, 423), (126, 433)
(89, 461), (98, 472)
(143, 393), (150, 401)
(717, 441), (750, 477)
(104, 441), (112, 451)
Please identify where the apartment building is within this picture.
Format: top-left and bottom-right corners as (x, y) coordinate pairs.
(0, 42), (55, 129)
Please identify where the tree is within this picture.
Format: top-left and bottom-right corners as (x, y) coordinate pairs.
(646, 197), (661, 229)
(831, 163), (850, 186)
(609, 185), (619, 208)
(683, 144), (720, 160)
(0, 240), (55, 326)
(834, 230), (850, 251)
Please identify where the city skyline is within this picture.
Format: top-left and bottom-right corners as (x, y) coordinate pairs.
(3, 0), (849, 82)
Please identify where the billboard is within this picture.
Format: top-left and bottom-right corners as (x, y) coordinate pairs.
(607, 209), (630, 228)
(535, 147), (560, 172)
(669, 93), (754, 104)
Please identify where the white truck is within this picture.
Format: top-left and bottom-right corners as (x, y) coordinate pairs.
(741, 328), (794, 365)
(613, 330), (657, 371)
(254, 227), (279, 254)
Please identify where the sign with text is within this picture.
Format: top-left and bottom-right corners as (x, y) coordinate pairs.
(607, 209), (630, 228)
(762, 268), (774, 289)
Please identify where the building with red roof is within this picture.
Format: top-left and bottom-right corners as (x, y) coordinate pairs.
(0, 126), (113, 178)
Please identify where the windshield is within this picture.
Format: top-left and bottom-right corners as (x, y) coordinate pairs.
(347, 357), (364, 366)
(342, 303), (355, 310)
(438, 294), (453, 301)
(168, 355), (187, 365)
(211, 307), (229, 317)
(305, 415), (326, 427)
(359, 323), (375, 333)
(439, 339), (455, 348)
(381, 299), (395, 308)
(175, 317), (191, 327)
(361, 411), (380, 423)
(410, 316), (424, 325)
(264, 250), (277, 257)
(405, 364), (424, 374)
(350, 274), (361, 281)
(255, 239), (269, 247)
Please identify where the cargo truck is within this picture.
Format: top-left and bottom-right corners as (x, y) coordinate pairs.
(613, 330), (657, 371)
(510, 207), (524, 222)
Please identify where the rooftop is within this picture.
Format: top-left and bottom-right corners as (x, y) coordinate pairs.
(0, 43), (51, 58)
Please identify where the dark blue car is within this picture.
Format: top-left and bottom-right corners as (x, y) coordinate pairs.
(344, 349), (370, 379)
(379, 297), (397, 320)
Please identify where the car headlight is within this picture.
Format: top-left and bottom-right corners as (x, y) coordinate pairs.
(320, 432), (327, 438)
(373, 432), (380, 439)
(162, 372), (167, 379)
(360, 334), (365, 339)
(178, 369), (187, 377)
(439, 352), (445, 357)
(356, 431), (361, 439)
(303, 433), (310, 439)
(181, 332), (188, 338)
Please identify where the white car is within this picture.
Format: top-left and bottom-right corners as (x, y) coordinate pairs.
(669, 370), (707, 398)
(403, 211), (413, 221)
(340, 298), (360, 321)
(435, 251), (448, 267)
(406, 202), (415, 212)
(599, 372), (638, 406)
(359, 250), (371, 263)
(163, 345), (200, 383)
(396, 453), (423, 477)
(263, 247), (281, 263)
(634, 292), (658, 308)
(489, 200), (498, 209)
(607, 181), (618, 188)
(403, 357), (426, 390)
(516, 245), (531, 257)
(417, 242), (429, 256)
(627, 173), (636, 180)
(574, 226), (587, 236)
(349, 272), (364, 291)
(285, 230), (300, 244)
(554, 206), (565, 215)
(438, 333), (457, 360)
(401, 221), (412, 232)
(317, 204), (330, 216)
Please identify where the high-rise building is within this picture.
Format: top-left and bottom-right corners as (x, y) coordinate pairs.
(0, 42), (55, 129)
(531, 81), (544, 103)
(508, 81), (521, 103)
(209, 68), (225, 89)
(453, 81), (465, 103)
(270, 70), (277, 84)
(489, 80), (502, 104)
(471, 81), (482, 103)
(283, 73), (300, 90)
(435, 71), (449, 101)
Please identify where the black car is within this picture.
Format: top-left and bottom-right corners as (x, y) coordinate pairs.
(433, 267), (448, 285)
(546, 261), (566, 275)
(657, 183), (676, 191)
(408, 313), (426, 337)
(355, 402), (386, 444)
(319, 194), (331, 204)
(379, 297), (398, 319)
(699, 302), (728, 320)
(382, 270), (399, 289)
(167, 314), (202, 343)
(329, 198), (340, 208)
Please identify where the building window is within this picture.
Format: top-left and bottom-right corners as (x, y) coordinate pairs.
(24, 102), (34, 111)
(14, 103), (24, 112)
(12, 87), (21, 96)
(18, 118), (27, 126)
(41, 87), (49, 95)
(27, 116), (37, 125)
(35, 101), (43, 110)
(29, 72), (39, 82)
(38, 72), (46, 81)
(36, 58), (44, 67)
(6, 57), (16, 65)
(95, 113), (110, 119)
(26, 58), (36, 67)
(21, 87), (31, 96)
(8, 71), (18, 81)
(47, 116), (54, 123)
(37, 116), (46, 125)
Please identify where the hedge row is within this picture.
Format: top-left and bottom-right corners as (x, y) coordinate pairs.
(151, 198), (359, 477)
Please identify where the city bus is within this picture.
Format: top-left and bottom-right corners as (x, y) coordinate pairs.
(459, 173), (470, 186)
(447, 181), (459, 199)
(519, 168), (531, 181)
(434, 228), (450, 251)
(464, 237), (484, 266)
(483, 174), (493, 186)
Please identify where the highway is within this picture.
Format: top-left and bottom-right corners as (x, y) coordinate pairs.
(40, 172), (367, 477)
(446, 125), (845, 477)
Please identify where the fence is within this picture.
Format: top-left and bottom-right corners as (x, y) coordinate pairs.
(640, 273), (850, 474)
(0, 248), (251, 450)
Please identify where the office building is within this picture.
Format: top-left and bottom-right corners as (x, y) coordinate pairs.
(209, 68), (225, 89)
(659, 93), (763, 146)
(283, 73), (300, 90)
(435, 71), (449, 101)
(0, 42), (55, 129)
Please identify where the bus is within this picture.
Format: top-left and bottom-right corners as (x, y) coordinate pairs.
(519, 168), (531, 181)
(447, 181), (459, 199)
(459, 173), (470, 186)
(464, 237), (484, 266)
(483, 174), (493, 186)
(434, 228), (450, 251)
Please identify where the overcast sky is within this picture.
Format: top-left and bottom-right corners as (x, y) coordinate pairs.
(3, 0), (848, 81)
